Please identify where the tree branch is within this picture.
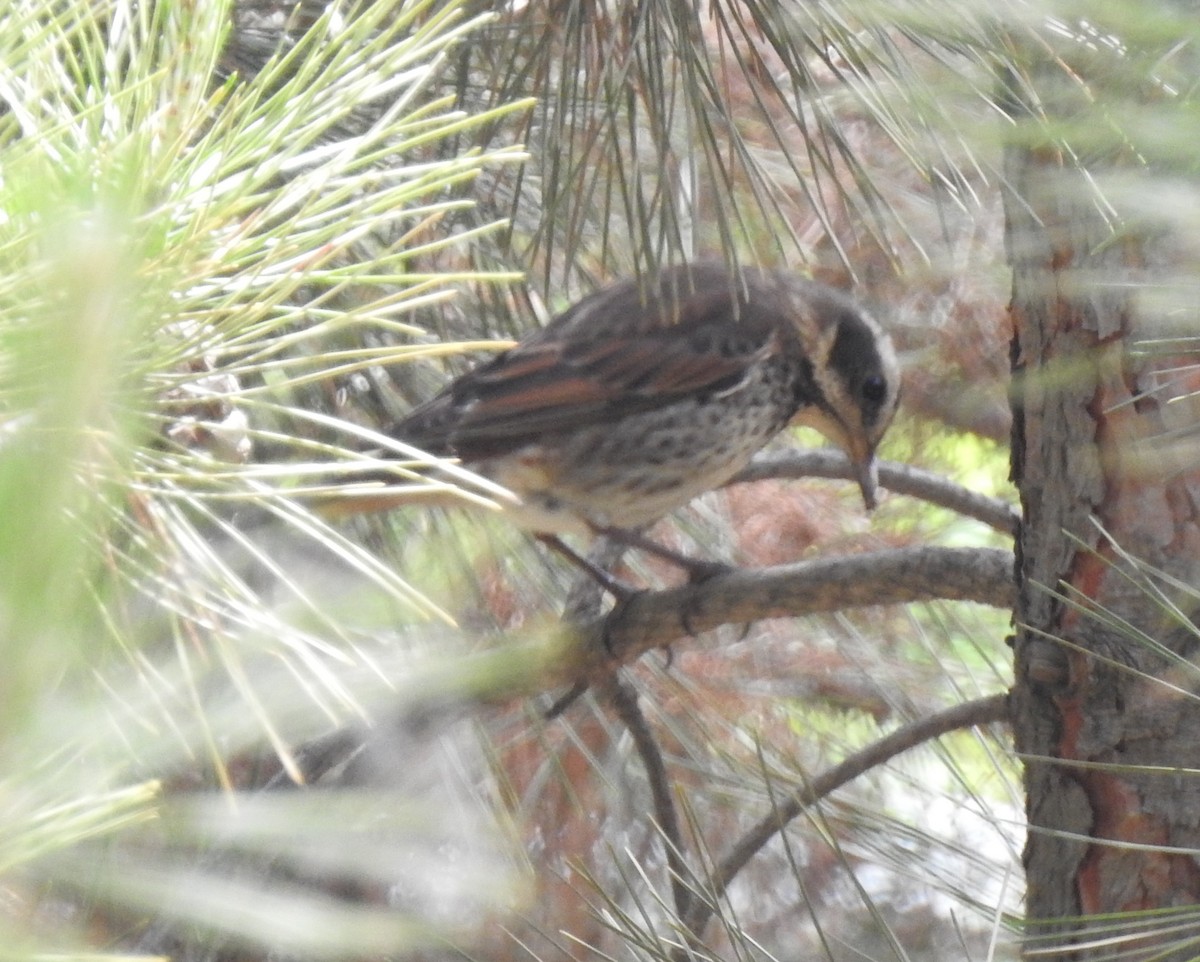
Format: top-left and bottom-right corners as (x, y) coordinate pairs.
(675, 692), (1012, 949)
(404, 547), (1012, 714)
(603, 675), (690, 921)
(590, 546), (1015, 672)
(734, 451), (1019, 535)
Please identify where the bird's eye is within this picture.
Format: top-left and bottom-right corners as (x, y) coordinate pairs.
(861, 375), (887, 405)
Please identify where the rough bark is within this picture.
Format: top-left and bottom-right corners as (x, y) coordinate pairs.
(1004, 46), (1200, 957)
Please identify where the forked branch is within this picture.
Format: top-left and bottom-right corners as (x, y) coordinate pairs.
(592, 546), (1014, 671)
(674, 692), (1012, 952)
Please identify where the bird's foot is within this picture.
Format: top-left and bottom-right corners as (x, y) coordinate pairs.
(679, 558), (734, 585)
(543, 680), (588, 719)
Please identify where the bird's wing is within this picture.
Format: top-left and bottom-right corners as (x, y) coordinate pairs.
(399, 327), (778, 461)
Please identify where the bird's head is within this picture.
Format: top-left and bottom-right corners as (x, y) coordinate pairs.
(785, 284), (900, 510)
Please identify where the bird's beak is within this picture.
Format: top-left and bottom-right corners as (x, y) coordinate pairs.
(791, 409), (882, 511)
(842, 433), (880, 511)
(855, 451), (879, 512)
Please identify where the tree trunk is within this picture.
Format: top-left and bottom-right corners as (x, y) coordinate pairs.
(1004, 43), (1200, 958)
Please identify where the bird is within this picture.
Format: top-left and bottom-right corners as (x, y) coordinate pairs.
(376, 261), (900, 590)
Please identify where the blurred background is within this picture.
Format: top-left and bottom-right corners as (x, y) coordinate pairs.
(1, 0), (1196, 959)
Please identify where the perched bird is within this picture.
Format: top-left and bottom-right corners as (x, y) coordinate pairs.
(384, 262), (900, 581)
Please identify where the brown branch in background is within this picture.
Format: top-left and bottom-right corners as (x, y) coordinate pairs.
(903, 385), (1013, 445)
(603, 674), (691, 921)
(675, 692), (1012, 951)
(734, 451), (1019, 534)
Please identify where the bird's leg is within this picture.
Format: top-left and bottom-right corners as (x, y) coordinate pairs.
(589, 525), (730, 641)
(539, 538), (636, 719)
(535, 534), (640, 602)
(589, 524), (733, 584)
